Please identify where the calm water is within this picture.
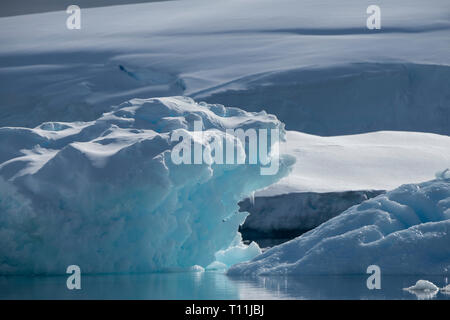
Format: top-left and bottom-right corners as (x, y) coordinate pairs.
(0, 272), (449, 300)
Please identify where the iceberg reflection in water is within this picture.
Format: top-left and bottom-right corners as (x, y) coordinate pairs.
(0, 272), (449, 300)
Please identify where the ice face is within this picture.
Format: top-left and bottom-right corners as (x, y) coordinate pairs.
(0, 96), (294, 275)
(228, 175), (450, 276)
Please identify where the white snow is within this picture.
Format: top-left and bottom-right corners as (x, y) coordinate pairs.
(0, 97), (292, 274)
(258, 131), (450, 196)
(228, 175), (450, 275)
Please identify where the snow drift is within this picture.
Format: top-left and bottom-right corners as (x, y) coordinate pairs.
(0, 96), (293, 275)
(228, 175), (450, 275)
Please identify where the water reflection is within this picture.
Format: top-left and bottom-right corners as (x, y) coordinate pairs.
(233, 275), (450, 300)
(0, 272), (449, 300)
(403, 288), (438, 300)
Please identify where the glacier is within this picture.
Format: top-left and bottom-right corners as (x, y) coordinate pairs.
(228, 175), (450, 276)
(0, 96), (293, 275)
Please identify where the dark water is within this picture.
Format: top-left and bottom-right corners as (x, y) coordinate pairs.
(0, 272), (449, 300)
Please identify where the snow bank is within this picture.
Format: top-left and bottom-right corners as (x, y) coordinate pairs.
(228, 176), (450, 275)
(260, 130), (450, 196)
(0, 96), (293, 275)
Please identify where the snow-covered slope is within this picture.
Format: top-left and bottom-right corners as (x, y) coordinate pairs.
(0, 0), (449, 134)
(0, 97), (293, 274)
(229, 173), (450, 276)
(197, 63), (450, 135)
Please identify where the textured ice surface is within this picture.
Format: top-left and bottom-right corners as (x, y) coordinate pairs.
(404, 280), (439, 292)
(0, 97), (293, 274)
(228, 176), (450, 275)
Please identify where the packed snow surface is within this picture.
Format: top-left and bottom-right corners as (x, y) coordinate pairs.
(228, 176), (450, 275)
(0, 97), (292, 274)
(259, 131), (450, 196)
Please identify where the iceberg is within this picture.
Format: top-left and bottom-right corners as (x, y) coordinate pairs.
(228, 175), (450, 276)
(404, 280), (439, 292)
(403, 280), (439, 300)
(0, 96), (293, 275)
(213, 234), (262, 267)
(441, 284), (450, 294)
